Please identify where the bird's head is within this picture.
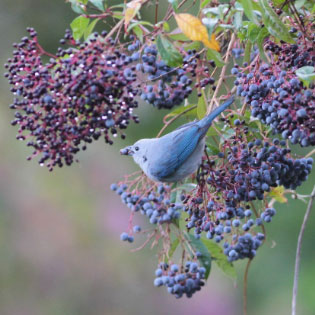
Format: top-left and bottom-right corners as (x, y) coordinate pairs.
(120, 139), (151, 166)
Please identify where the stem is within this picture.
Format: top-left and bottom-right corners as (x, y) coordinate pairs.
(83, 12), (111, 19)
(250, 201), (266, 239)
(155, 0), (159, 24)
(207, 33), (235, 115)
(36, 43), (57, 59)
(156, 105), (197, 138)
(243, 258), (252, 315)
(305, 148), (315, 158)
(104, 19), (124, 41)
(292, 185), (315, 315)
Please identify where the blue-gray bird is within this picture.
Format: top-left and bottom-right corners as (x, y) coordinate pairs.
(120, 96), (234, 182)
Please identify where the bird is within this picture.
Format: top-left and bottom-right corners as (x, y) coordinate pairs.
(120, 96), (234, 182)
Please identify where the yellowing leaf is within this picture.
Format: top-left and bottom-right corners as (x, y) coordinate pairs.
(269, 186), (288, 203)
(124, 0), (142, 31)
(174, 13), (220, 51)
(204, 34), (220, 51)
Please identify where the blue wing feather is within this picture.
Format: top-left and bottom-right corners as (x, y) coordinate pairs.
(149, 96), (235, 180)
(150, 125), (201, 179)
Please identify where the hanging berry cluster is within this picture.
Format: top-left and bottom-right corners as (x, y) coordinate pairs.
(233, 24), (315, 147)
(4, 29), (142, 170)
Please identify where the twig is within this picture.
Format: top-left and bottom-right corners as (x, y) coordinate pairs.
(250, 201), (266, 239)
(164, 0), (192, 21)
(104, 19), (124, 41)
(207, 33), (235, 115)
(156, 105), (197, 138)
(130, 230), (157, 252)
(292, 185), (315, 315)
(155, 0), (159, 24)
(36, 43), (57, 59)
(83, 12), (111, 19)
(305, 148), (315, 158)
(243, 258), (252, 315)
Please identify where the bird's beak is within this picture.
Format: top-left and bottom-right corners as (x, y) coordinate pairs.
(120, 146), (134, 156)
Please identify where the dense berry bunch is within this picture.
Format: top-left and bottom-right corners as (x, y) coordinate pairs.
(180, 123), (312, 260)
(231, 48), (244, 59)
(234, 63), (315, 146)
(136, 45), (216, 109)
(154, 262), (206, 298)
(223, 232), (265, 262)
(111, 177), (182, 231)
(265, 33), (315, 70)
(4, 29), (140, 169)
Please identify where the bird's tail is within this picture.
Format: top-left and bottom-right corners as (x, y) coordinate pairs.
(199, 96), (235, 129)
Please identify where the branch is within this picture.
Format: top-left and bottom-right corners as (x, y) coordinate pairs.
(207, 32), (235, 115)
(305, 148), (315, 158)
(156, 105), (197, 138)
(243, 258), (252, 315)
(292, 185), (315, 315)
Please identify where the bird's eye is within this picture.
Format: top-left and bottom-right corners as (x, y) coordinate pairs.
(135, 146), (139, 151)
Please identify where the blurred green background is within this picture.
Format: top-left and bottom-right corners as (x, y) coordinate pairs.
(0, 1), (314, 315)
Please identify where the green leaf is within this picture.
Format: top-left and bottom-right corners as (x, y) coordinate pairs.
(256, 27), (269, 62)
(168, 0), (178, 13)
(206, 49), (225, 67)
(244, 40), (252, 64)
(295, 66), (315, 87)
(207, 126), (219, 137)
(185, 233), (212, 279)
(295, 0), (306, 10)
(163, 22), (170, 32)
(202, 17), (219, 36)
(272, 0), (286, 5)
(89, 0), (104, 11)
(202, 239), (237, 278)
(206, 144), (220, 155)
(179, 210), (189, 230)
(201, 0), (213, 9)
(233, 11), (243, 30)
(248, 23), (261, 43)
(168, 30), (191, 41)
(165, 104), (197, 118)
(203, 4), (229, 19)
(156, 35), (183, 67)
(197, 93), (207, 120)
(219, 127), (235, 144)
(176, 183), (197, 193)
(132, 25), (143, 42)
(239, 0), (260, 24)
(69, 0), (86, 14)
(127, 20), (154, 33)
(71, 16), (90, 40)
(84, 18), (100, 40)
(168, 238), (180, 259)
(268, 186), (288, 203)
(259, 0), (295, 43)
(184, 41), (201, 52)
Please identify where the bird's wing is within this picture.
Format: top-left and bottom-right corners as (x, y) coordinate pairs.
(149, 125), (202, 180)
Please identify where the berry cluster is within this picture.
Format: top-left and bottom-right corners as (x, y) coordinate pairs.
(111, 179), (182, 229)
(4, 29), (140, 169)
(223, 232), (265, 262)
(234, 63), (314, 146)
(231, 48), (244, 59)
(265, 35), (315, 70)
(154, 262), (206, 298)
(180, 122), (313, 260)
(136, 45), (216, 109)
